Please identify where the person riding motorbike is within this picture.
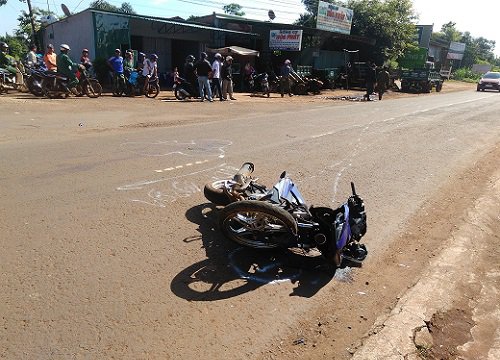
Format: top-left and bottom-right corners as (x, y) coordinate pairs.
(80, 48), (92, 69)
(25, 44), (38, 68)
(142, 53), (158, 93)
(107, 48), (125, 95)
(0, 42), (23, 85)
(55, 43), (80, 94)
(183, 54), (197, 94)
(43, 44), (57, 72)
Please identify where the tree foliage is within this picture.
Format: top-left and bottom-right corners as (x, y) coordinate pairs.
(431, 22), (498, 67)
(297, 0), (417, 62)
(15, 7), (57, 41)
(223, 3), (245, 16)
(89, 0), (136, 14)
(0, 34), (25, 59)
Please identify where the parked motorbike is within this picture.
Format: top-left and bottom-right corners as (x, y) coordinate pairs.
(24, 66), (47, 97)
(204, 162), (368, 268)
(75, 67), (102, 98)
(173, 76), (197, 100)
(0, 64), (29, 94)
(249, 72), (270, 97)
(112, 72), (128, 96)
(125, 71), (160, 98)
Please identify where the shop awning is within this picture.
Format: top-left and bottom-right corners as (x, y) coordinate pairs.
(207, 46), (260, 57)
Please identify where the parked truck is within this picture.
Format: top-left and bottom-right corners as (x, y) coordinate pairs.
(400, 68), (443, 93)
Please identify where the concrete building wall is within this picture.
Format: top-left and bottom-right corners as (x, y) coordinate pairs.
(43, 12), (95, 63)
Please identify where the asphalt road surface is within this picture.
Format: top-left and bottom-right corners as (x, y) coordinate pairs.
(1, 85), (499, 359)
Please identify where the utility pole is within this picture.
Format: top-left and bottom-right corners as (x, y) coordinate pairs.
(26, 0), (38, 48)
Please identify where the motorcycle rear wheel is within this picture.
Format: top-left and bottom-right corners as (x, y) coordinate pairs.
(219, 200), (297, 249)
(84, 79), (102, 98)
(145, 83), (160, 98)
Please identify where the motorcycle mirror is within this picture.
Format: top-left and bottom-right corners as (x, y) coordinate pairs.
(351, 182), (357, 196)
(280, 171), (286, 179)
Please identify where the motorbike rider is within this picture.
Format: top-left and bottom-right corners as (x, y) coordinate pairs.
(107, 48), (124, 94)
(0, 42), (22, 85)
(25, 44), (38, 67)
(183, 54), (197, 94)
(142, 53), (158, 93)
(136, 52), (146, 72)
(43, 44), (57, 72)
(80, 48), (92, 69)
(56, 43), (81, 94)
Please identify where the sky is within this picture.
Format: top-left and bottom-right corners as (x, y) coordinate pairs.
(1, 0), (499, 57)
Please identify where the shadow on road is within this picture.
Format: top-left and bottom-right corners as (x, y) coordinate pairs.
(170, 203), (336, 301)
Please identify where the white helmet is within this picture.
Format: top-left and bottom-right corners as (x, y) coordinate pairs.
(215, 53), (222, 59)
(60, 44), (70, 51)
(226, 56), (233, 61)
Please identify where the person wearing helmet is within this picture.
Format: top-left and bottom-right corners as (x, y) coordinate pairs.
(56, 44), (80, 94)
(221, 55), (236, 100)
(280, 59), (294, 97)
(136, 52), (146, 72)
(184, 54), (197, 93)
(0, 42), (19, 80)
(211, 53), (223, 101)
(195, 52), (213, 102)
(141, 53), (158, 93)
(43, 44), (57, 72)
(80, 48), (92, 69)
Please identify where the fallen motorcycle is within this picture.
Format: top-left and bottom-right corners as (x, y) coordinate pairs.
(204, 163), (368, 267)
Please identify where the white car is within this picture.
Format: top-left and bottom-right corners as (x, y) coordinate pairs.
(477, 71), (500, 92)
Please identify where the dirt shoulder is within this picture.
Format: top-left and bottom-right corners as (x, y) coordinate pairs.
(261, 140), (500, 360)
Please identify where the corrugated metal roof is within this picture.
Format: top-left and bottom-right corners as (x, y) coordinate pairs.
(89, 9), (259, 36)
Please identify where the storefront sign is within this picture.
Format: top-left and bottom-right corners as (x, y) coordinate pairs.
(269, 30), (303, 51)
(316, 1), (353, 34)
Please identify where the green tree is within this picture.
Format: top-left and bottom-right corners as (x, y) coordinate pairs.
(296, 0), (417, 62)
(15, 7), (57, 41)
(89, 0), (136, 14)
(0, 34), (25, 59)
(223, 3), (245, 16)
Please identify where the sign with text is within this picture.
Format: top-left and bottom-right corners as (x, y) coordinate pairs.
(316, 1), (353, 34)
(447, 41), (466, 60)
(269, 30), (303, 51)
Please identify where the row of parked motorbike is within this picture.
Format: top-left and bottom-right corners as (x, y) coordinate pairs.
(172, 71), (324, 100)
(0, 63), (103, 99)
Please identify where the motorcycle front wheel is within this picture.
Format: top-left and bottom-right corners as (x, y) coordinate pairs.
(145, 83), (160, 98)
(219, 200), (297, 249)
(204, 180), (233, 206)
(84, 79), (102, 98)
(174, 88), (187, 100)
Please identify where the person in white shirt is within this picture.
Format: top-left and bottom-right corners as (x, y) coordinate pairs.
(142, 53), (158, 92)
(211, 53), (223, 101)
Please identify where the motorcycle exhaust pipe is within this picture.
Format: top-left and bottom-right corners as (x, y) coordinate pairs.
(180, 88), (189, 96)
